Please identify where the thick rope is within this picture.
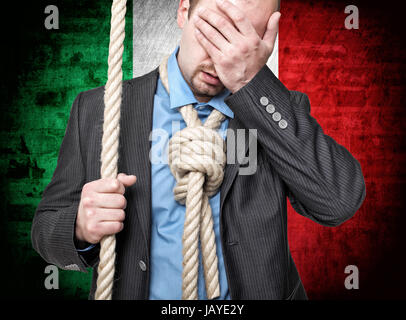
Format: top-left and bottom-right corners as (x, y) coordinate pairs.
(159, 56), (226, 300)
(95, 0), (127, 300)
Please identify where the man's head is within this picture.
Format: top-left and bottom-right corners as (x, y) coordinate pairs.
(176, 0), (280, 103)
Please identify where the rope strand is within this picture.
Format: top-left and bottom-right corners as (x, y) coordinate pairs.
(95, 0), (127, 300)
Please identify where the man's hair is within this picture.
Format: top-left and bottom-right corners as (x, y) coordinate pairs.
(188, 0), (281, 18)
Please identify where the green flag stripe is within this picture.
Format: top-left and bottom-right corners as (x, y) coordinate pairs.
(1, 0), (132, 299)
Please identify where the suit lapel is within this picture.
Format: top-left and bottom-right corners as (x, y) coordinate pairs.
(120, 68), (159, 253)
(220, 115), (251, 212)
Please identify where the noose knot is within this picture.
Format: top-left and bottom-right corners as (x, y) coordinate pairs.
(169, 124), (227, 205)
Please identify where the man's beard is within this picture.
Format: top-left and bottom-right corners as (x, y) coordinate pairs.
(188, 64), (225, 101)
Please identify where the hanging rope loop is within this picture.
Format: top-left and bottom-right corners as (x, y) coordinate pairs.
(160, 56), (226, 300)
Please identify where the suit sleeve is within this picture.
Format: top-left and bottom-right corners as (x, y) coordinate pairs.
(225, 64), (366, 226)
(31, 92), (99, 272)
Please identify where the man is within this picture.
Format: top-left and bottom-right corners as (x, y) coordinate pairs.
(31, 0), (366, 300)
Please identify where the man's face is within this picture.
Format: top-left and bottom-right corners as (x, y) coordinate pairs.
(176, 0), (278, 102)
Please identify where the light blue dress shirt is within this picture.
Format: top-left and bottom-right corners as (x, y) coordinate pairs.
(149, 46), (233, 300)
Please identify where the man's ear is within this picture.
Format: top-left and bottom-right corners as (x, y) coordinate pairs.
(177, 0), (190, 29)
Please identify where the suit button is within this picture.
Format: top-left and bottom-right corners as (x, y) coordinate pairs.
(260, 97), (269, 106)
(139, 260), (147, 272)
(64, 264), (80, 271)
(266, 104), (275, 114)
(272, 112), (281, 122)
(279, 119), (288, 129)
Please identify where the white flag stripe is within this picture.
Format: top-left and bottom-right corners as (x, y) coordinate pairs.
(133, 0), (278, 78)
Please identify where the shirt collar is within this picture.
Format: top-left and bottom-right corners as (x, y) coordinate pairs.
(167, 46), (234, 119)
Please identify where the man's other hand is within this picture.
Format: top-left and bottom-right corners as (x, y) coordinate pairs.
(75, 173), (137, 244)
(193, 0), (281, 93)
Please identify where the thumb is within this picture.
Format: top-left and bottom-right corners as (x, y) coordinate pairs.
(263, 11), (281, 51)
(117, 173), (137, 187)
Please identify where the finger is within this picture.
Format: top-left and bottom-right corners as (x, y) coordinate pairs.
(85, 177), (125, 194)
(194, 15), (230, 52)
(262, 12), (281, 50)
(82, 192), (127, 209)
(117, 173), (137, 187)
(195, 7), (240, 43)
(194, 28), (222, 62)
(215, 0), (256, 36)
(93, 208), (125, 222)
(98, 221), (124, 236)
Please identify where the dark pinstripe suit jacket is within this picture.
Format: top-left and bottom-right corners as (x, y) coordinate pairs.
(31, 64), (366, 300)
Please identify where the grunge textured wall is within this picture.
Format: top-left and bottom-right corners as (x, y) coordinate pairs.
(281, 0), (406, 299)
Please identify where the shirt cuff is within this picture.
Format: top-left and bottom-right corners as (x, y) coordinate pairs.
(76, 243), (96, 252)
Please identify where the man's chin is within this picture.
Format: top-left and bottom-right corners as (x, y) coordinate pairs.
(195, 80), (225, 97)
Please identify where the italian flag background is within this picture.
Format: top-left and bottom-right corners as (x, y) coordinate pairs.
(0, 0), (405, 299)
